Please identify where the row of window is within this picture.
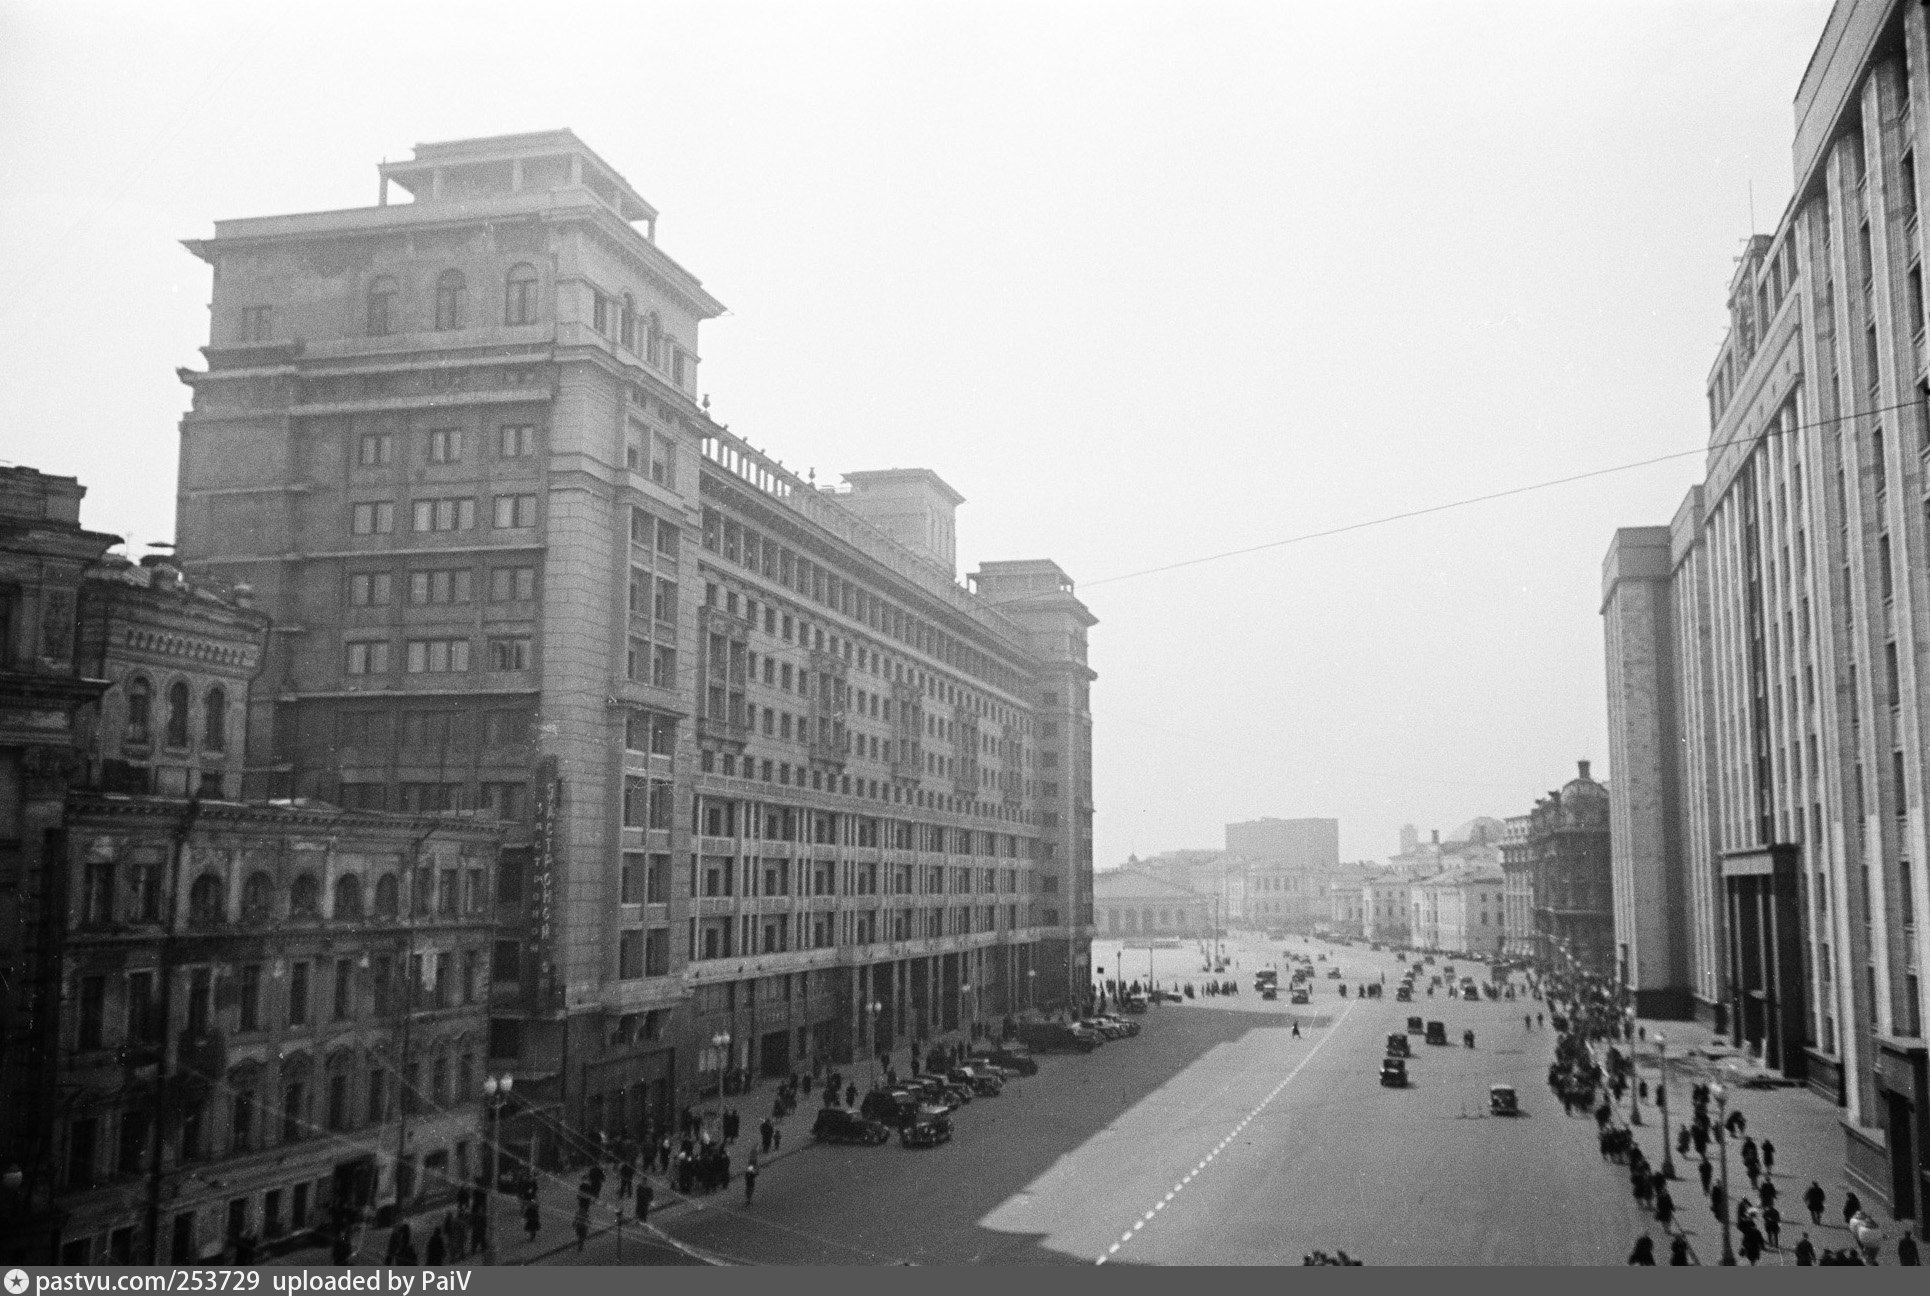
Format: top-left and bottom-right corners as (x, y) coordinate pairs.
(349, 494), (538, 536)
(356, 424), (539, 468)
(590, 290), (690, 386)
(345, 635), (533, 675)
(693, 745), (1042, 823)
(350, 565), (539, 607)
(79, 861), (489, 929)
(122, 677), (227, 751)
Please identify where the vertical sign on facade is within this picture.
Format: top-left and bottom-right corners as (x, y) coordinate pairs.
(529, 755), (564, 1010)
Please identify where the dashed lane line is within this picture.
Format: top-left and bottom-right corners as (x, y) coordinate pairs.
(1095, 994), (1360, 1265)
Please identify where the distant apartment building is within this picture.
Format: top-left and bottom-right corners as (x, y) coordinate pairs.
(1227, 817), (1338, 932)
(1499, 814), (1535, 959)
(1409, 865), (1506, 957)
(1525, 763), (1613, 979)
(170, 131), (1095, 1147)
(1602, 0), (1930, 1228)
(1361, 873), (1410, 946)
(1093, 869), (1211, 940)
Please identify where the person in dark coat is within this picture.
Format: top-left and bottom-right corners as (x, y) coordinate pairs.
(1698, 1159), (1714, 1196)
(1654, 1188), (1675, 1233)
(636, 1180), (653, 1224)
(845, 1082), (858, 1108)
(425, 1228), (446, 1267)
(1760, 1138), (1776, 1174)
(523, 1200), (540, 1243)
(1628, 1235), (1656, 1265)
(743, 1155), (759, 1205)
(1842, 1191), (1861, 1224)
(760, 1117), (774, 1153)
(1898, 1233), (1920, 1266)
(1794, 1233), (1816, 1265)
(1669, 1236), (1694, 1265)
(1804, 1180), (1826, 1223)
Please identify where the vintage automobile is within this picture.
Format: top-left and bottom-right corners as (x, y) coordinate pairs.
(949, 1066), (1003, 1097)
(1406, 1015), (1425, 1034)
(812, 1108), (892, 1145)
(914, 1072), (974, 1104)
(1017, 1021), (1097, 1054)
(904, 1076), (964, 1110)
(861, 1088), (950, 1129)
(1380, 1057), (1409, 1088)
(901, 1112), (954, 1148)
(1385, 1033), (1411, 1058)
(1394, 986), (1413, 1002)
(970, 1048), (1039, 1076)
(1326, 968), (1343, 980)
(1261, 985), (1279, 1001)
(1425, 1020), (1449, 1046)
(1289, 989), (1311, 1005)
(1120, 994), (1150, 1014)
(1489, 1084), (1520, 1117)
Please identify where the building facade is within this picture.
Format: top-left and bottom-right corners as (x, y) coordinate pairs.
(1500, 814), (1535, 959)
(1604, 0), (1930, 1228)
(1227, 817), (1338, 932)
(171, 131), (1094, 1144)
(1526, 763), (1613, 979)
(0, 469), (120, 1257)
(1093, 869), (1211, 940)
(1361, 874), (1411, 946)
(1412, 865), (1507, 958)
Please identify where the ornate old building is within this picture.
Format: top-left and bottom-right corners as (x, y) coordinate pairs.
(1526, 762), (1613, 979)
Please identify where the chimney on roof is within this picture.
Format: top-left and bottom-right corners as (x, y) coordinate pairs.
(1577, 759), (1591, 781)
(1431, 829), (1439, 845)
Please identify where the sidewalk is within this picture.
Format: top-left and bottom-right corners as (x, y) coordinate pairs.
(1615, 1012), (1902, 1262)
(265, 1029), (990, 1267)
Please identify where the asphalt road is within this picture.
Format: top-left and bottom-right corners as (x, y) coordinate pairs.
(651, 934), (1674, 1265)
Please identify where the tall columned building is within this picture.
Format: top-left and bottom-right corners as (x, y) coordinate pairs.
(173, 131), (1094, 1144)
(1604, 0), (1929, 1231)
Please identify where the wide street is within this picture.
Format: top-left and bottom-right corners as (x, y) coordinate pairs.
(646, 934), (1669, 1265)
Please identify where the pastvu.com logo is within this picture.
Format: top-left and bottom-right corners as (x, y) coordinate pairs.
(5, 1268), (29, 1294)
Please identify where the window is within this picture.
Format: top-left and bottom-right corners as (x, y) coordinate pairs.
(405, 639), (470, 674)
(620, 295), (637, 351)
(333, 873), (363, 920)
(654, 578), (678, 623)
(619, 929), (643, 979)
(412, 497), (475, 532)
(499, 424), (536, 458)
(492, 494), (537, 529)
(479, 782), (527, 821)
(645, 313), (663, 366)
(483, 709), (530, 746)
(165, 681), (190, 746)
(331, 960), (353, 1019)
(487, 636), (532, 671)
(349, 572), (392, 607)
(290, 873), (321, 919)
(187, 873), (224, 925)
(505, 264), (538, 326)
(644, 927), (670, 976)
(203, 687), (227, 751)
(77, 975), (105, 1050)
(489, 566), (537, 602)
(126, 675), (151, 744)
(408, 569), (473, 605)
(345, 640), (390, 675)
(288, 962), (310, 1026)
(652, 645), (675, 688)
(426, 428), (462, 464)
(367, 277), (398, 336)
(593, 291), (611, 336)
(351, 501), (395, 536)
(239, 305), (272, 342)
(651, 432), (675, 488)
(434, 270), (466, 330)
(356, 433), (393, 467)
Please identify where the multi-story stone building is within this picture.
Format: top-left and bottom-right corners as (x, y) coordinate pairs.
(1604, 0), (1930, 1227)
(1499, 814), (1535, 960)
(171, 130), (1094, 1144)
(1525, 763), (1613, 978)
(1093, 869), (1211, 941)
(1409, 865), (1506, 958)
(1227, 816), (1338, 933)
(0, 468), (119, 1259)
(1361, 873), (1410, 946)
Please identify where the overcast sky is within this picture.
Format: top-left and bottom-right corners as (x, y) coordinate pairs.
(0, 0), (1835, 865)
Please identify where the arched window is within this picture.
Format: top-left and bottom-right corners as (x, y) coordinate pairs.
(241, 871), (273, 921)
(187, 873), (225, 926)
(434, 270), (466, 331)
(125, 676), (152, 745)
(165, 681), (190, 747)
(505, 264), (538, 326)
(228, 1064), (262, 1153)
(333, 873), (364, 920)
(373, 873), (400, 920)
(646, 314), (662, 367)
(367, 276), (398, 337)
(289, 872), (322, 920)
(619, 294), (636, 351)
(203, 687), (227, 752)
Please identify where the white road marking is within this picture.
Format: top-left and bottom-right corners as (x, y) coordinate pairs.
(1093, 992), (1360, 1264)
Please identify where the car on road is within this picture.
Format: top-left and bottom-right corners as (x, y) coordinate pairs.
(1289, 989), (1310, 1005)
(901, 1112), (954, 1148)
(862, 1088), (951, 1128)
(1425, 1020), (1448, 1046)
(904, 1076), (964, 1110)
(1261, 985), (1278, 1000)
(812, 1108), (892, 1145)
(1326, 968), (1343, 979)
(1120, 995), (1149, 1013)
(1380, 1057), (1409, 1088)
(1489, 1084), (1520, 1116)
(1394, 986), (1412, 1001)
(915, 1073), (974, 1104)
(1097, 1013), (1141, 1037)
(949, 1066), (1002, 1096)
(1385, 1033), (1411, 1058)
(1406, 1015), (1424, 1033)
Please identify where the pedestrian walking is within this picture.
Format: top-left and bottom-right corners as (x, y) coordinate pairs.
(573, 1207), (589, 1253)
(636, 1180), (653, 1224)
(1655, 1187), (1675, 1233)
(1699, 1159), (1714, 1197)
(1762, 1203), (1781, 1249)
(425, 1228), (446, 1267)
(1804, 1180), (1825, 1224)
(1668, 1236), (1694, 1265)
(1710, 1182), (1726, 1224)
(743, 1155), (759, 1205)
(619, 1159), (634, 1201)
(771, 1123), (782, 1152)
(1898, 1233), (1920, 1266)
(1794, 1233), (1816, 1265)
(1761, 1138), (1776, 1174)
(760, 1117), (774, 1152)
(1629, 1235), (1656, 1265)
(1759, 1178), (1778, 1212)
(1842, 1191), (1861, 1225)
(523, 1201), (540, 1244)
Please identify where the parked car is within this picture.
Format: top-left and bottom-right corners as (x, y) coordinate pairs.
(1120, 995), (1149, 1014)
(1385, 1033), (1411, 1058)
(903, 1076), (962, 1110)
(861, 1089), (950, 1128)
(1290, 989), (1311, 1005)
(901, 1113), (954, 1148)
(1395, 986), (1413, 1002)
(1326, 968), (1343, 979)
(812, 1108), (891, 1145)
(1406, 1016), (1425, 1033)
(1079, 1017), (1128, 1040)
(948, 1066), (1002, 1097)
(1017, 1021), (1097, 1053)
(1380, 1057), (1409, 1088)
(1425, 1020), (1449, 1046)
(972, 1049), (1039, 1076)
(914, 1073), (973, 1104)
(1094, 1014), (1140, 1037)
(1261, 985), (1278, 1001)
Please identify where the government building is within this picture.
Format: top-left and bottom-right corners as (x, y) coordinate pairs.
(169, 130), (1096, 1157)
(1603, 0), (1928, 1234)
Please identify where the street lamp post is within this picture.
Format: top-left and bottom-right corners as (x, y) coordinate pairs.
(960, 982), (974, 1041)
(1026, 968), (1036, 1015)
(1711, 1083), (1735, 1264)
(1626, 1012), (1643, 1126)
(709, 1032), (732, 1126)
(480, 1073), (514, 1266)
(866, 1002), (883, 1088)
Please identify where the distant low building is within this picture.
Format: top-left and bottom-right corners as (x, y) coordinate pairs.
(1094, 869), (1211, 940)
